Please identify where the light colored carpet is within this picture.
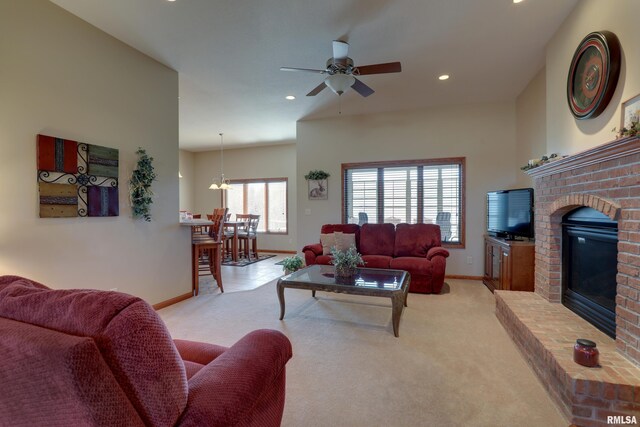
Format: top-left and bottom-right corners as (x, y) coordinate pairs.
(159, 279), (566, 427)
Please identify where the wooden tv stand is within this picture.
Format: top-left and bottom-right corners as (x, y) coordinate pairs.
(483, 235), (534, 293)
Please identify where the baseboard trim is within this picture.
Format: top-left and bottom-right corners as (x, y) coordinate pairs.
(445, 275), (483, 281)
(153, 292), (192, 310)
(258, 249), (297, 254)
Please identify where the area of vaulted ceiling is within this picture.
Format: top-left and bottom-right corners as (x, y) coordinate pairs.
(50, 0), (577, 151)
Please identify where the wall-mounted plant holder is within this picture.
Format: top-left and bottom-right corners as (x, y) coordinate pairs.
(130, 148), (157, 222)
(305, 169), (329, 200)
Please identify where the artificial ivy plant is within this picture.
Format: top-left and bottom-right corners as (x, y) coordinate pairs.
(130, 148), (157, 222)
(304, 170), (330, 180)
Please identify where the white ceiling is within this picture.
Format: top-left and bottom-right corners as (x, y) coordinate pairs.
(50, 0), (577, 151)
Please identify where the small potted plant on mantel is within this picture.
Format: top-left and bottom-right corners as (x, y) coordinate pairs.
(281, 255), (304, 275)
(330, 245), (364, 284)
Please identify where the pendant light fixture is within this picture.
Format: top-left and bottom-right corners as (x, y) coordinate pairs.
(209, 133), (232, 190)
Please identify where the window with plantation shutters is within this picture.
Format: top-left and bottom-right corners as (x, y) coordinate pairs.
(342, 158), (465, 247)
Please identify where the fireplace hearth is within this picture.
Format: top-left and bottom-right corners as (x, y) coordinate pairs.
(526, 135), (640, 364)
(496, 136), (640, 426)
(562, 206), (617, 338)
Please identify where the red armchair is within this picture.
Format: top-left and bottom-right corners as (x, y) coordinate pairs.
(0, 276), (292, 426)
(303, 223), (450, 293)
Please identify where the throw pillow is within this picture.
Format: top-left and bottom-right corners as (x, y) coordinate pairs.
(334, 232), (356, 251)
(320, 233), (336, 255)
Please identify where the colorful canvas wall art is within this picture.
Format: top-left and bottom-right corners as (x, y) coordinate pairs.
(38, 182), (78, 218)
(88, 144), (119, 178)
(87, 186), (119, 217)
(37, 134), (119, 218)
(37, 135), (78, 174)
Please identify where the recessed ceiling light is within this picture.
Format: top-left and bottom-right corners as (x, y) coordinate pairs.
(167, 0), (176, 2)
(513, 0), (524, 3)
(438, 74), (450, 81)
(285, 95), (296, 100)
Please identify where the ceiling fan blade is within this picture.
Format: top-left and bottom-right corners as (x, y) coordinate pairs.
(351, 78), (375, 97)
(306, 81), (327, 96)
(355, 62), (402, 75)
(280, 67), (327, 74)
(332, 40), (349, 60)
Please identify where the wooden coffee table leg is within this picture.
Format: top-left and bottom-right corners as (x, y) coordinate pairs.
(277, 281), (286, 320)
(312, 290), (316, 298)
(391, 293), (405, 337)
(404, 276), (410, 307)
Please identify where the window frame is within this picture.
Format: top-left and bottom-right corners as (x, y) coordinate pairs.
(341, 157), (465, 248)
(222, 177), (289, 235)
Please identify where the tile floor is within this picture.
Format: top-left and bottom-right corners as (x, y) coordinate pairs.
(197, 253), (289, 294)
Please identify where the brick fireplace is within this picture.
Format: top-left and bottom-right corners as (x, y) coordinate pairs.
(496, 135), (640, 426)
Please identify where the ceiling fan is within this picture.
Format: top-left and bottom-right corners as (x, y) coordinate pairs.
(280, 40), (401, 97)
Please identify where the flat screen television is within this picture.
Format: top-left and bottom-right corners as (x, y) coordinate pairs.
(487, 188), (534, 240)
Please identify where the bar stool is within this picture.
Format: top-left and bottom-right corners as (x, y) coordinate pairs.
(225, 213), (250, 260)
(238, 214), (260, 261)
(191, 208), (227, 295)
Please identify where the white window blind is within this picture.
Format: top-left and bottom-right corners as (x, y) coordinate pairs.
(343, 159), (464, 244)
(345, 168), (378, 224)
(423, 164), (460, 242)
(383, 167), (418, 224)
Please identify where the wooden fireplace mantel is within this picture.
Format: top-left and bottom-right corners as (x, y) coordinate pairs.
(526, 135), (640, 179)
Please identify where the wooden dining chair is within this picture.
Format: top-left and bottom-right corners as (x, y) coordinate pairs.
(235, 214), (251, 229)
(191, 208), (227, 294)
(238, 214), (260, 261)
(225, 213), (250, 260)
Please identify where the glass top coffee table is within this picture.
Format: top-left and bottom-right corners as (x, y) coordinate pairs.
(277, 264), (410, 337)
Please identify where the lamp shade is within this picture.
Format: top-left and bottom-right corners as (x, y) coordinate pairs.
(209, 182), (233, 190)
(325, 73), (355, 95)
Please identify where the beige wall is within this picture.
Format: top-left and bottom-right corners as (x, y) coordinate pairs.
(296, 102), (519, 277)
(0, 0), (190, 304)
(179, 150), (196, 212)
(546, 0), (640, 154)
(193, 143), (297, 252)
(515, 67), (547, 189)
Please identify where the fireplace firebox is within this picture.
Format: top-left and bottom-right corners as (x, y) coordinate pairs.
(562, 207), (617, 338)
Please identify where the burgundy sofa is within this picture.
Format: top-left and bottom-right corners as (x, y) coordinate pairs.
(302, 223), (450, 293)
(0, 275), (292, 427)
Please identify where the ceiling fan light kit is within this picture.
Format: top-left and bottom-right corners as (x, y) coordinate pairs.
(281, 39), (401, 98)
(325, 74), (356, 96)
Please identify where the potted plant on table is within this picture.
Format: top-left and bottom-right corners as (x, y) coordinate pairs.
(281, 255), (304, 275)
(330, 245), (364, 284)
